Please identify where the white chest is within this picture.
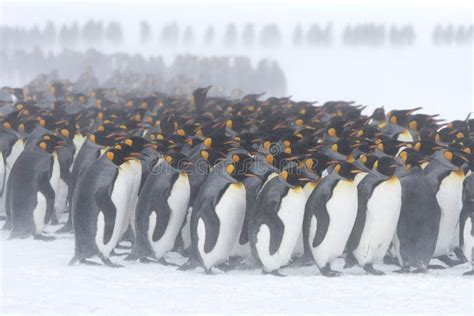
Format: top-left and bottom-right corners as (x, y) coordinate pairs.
(434, 170), (465, 256)
(354, 178), (402, 264)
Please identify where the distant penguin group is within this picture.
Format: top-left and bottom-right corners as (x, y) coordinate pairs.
(1, 77), (473, 277)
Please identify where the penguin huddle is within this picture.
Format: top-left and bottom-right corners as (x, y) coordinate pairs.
(1, 80), (473, 277)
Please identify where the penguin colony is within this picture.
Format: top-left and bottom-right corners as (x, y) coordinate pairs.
(1, 82), (473, 277)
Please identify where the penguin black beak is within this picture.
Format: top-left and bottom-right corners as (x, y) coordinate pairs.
(204, 85), (212, 93)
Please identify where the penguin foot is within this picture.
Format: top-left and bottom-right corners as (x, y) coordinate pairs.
(33, 234), (55, 241)
(262, 269), (286, 277)
(320, 264), (342, 277)
(437, 255), (464, 267)
(383, 254), (400, 266)
(363, 264), (385, 276)
(177, 261), (198, 271)
(394, 266), (411, 274)
(289, 256), (314, 268)
(115, 243), (132, 250)
(78, 259), (101, 266)
(111, 250), (128, 257)
(205, 268), (214, 275)
(428, 264), (446, 270)
(54, 224), (73, 234)
(216, 262), (233, 272)
(101, 258), (123, 268)
(124, 253), (141, 261)
(462, 269), (474, 276)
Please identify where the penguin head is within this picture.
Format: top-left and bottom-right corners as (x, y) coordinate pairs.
(37, 134), (65, 154)
(226, 152), (255, 182)
(354, 153), (378, 173)
(373, 156), (400, 177)
(164, 152), (192, 172)
(412, 139), (442, 157)
(200, 148), (225, 166)
(104, 148), (128, 166)
(332, 162), (361, 181)
(328, 138), (358, 162)
(193, 86), (212, 111)
(402, 151), (429, 170)
(279, 164), (307, 188)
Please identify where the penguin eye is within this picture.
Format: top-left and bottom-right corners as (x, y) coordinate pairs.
(399, 151), (408, 162)
(204, 137), (212, 148)
(327, 128), (337, 137)
(200, 150), (209, 160)
(38, 141), (47, 150)
(444, 151), (453, 161)
(331, 143), (338, 152)
(61, 129), (70, 138)
(106, 151), (114, 161)
(226, 163), (235, 175)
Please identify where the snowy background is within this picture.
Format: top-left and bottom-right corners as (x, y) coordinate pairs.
(1, 0), (474, 314)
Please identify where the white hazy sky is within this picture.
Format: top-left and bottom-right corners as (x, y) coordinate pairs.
(0, 0), (473, 120)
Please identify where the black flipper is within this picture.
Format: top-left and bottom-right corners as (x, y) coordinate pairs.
(95, 187), (117, 245)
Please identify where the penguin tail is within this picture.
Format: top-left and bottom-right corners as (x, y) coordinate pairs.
(124, 252), (141, 261)
(344, 252), (357, 269)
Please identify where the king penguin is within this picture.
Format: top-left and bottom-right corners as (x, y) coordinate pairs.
(345, 156), (402, 275)
(69, 147), (134, 267)
(250, 165), (307, 276)
(127, 152), (192, 264)
(8, 135), (64, 240)
(188, 157), (250, 274)
(459, 154), (474, 275)
(303, 162), (360, 277)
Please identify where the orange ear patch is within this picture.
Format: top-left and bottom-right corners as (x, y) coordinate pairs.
(38, 141), (47, 150)
(106, 151), (114, 161)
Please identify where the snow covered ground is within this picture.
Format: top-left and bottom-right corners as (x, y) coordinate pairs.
(1, 217), (473, 315)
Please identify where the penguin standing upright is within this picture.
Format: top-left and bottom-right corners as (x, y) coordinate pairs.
(128, 152), (192, 264)
(459, 154), (474, 275)
(8, 135), (64, 240)
(189, 157), (250, 274)
(425, 148), (467, 266)
(250, 165), (307, 276)
(392, 151), (441, 273)
(345, 156), (402, 275)
(69, 148), (135, 267)
(303, 162), (360, 277)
